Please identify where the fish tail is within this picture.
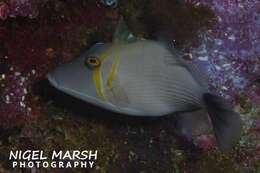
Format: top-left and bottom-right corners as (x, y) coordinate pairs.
(203, 93), (242, 151)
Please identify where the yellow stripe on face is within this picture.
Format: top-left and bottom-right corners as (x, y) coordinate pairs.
(93, 68), (106, 100)
(106, 52), (120, 90)
(92, 47), (113, 100)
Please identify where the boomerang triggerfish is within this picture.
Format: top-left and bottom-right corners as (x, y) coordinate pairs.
(47, 18), (242, 151)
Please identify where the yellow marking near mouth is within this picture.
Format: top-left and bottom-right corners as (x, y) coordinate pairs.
(106, 52), (120, 90)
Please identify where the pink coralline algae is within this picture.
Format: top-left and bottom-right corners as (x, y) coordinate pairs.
(0, 2), (9, 20)
(189, 0), (260, 104)
(194, 134), (216, 152)
(0, 67), (39, 127)
(0, 0), (110, 127)
(0, 0), (41, 19)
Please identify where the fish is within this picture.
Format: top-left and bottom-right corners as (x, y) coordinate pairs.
(99, 0), (117, 8)
(47, 18), (242, 151)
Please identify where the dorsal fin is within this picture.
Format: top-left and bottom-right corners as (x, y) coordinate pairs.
(113, 17), (139, 44)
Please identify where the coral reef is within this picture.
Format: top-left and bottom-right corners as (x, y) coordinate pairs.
(0, 0), (41, 19)
(190, 0), (260, 104)
(0, 0), (113, 127)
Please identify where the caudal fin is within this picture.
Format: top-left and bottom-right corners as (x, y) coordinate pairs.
(203, 93), (242, 151)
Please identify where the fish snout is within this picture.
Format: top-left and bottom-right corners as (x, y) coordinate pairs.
(47, 56), (97, 99)
(47, 73), (59, 88)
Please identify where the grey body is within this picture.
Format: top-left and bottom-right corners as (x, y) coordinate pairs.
(101, 40), (206, 115)
(48, 40), (207, 116)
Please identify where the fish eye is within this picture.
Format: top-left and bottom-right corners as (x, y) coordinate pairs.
(85, 56), (101, 69)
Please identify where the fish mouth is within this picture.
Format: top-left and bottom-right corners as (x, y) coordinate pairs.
(47, 69), (123, 114)
(47, 71), (105, 106)
(46, 53), (100, 101)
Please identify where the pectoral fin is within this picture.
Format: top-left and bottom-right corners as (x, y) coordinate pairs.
(105, 77), (129, 107)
